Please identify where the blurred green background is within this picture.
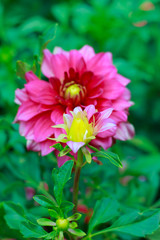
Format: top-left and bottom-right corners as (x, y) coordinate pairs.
(0, 0), (160, 239)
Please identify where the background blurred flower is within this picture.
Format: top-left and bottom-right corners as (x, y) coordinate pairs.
(14, 45), (134, 157)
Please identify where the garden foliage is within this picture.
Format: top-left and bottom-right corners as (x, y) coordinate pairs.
(0, 0), (160, 239)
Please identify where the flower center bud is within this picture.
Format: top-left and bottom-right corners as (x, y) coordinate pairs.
(56, 219), (69, 231)
(65, 84), (80, 98)
(68, 114), (93, 142)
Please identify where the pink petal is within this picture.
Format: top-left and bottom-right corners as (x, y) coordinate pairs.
(116, 74), (130, 86)
(51, 54), (69, 80)
(41, 49), (55, 78)
(76, 57), (86, 73)
(53, 47), (69, 58)
(73, 106), (82, 114)
(19, 119), (35, 140)
(49, 77), (61, 93)
(25, 80), (56, 105)
(84, 98), (97, 107)
(86, 75), (103, 89)
(91, 137), (113, 150)
(87, 52), (112, 67)
(96, 118), (116, 133)
(97, 127), (116, 138)
(112, 99), (134, 111)
(69, 50), (82, 69)
(87, 52), (113, 74)
(27, 140), (41, 152)
(51, 105), (65, 124)
(34, 112), (54, 142)
(25, 71), (40, 82)
(56, 154), (71, 167)
(67, 141), (85, 153)
(84, 105), (96, 120)
(15, 101), (49, 121)
(111, 111), (128, 123)
(14, 88), (29, 105)
(40, 139), (55, 156)
(102, 80), (125, 100)
(122, 88), (131, 101)
(79, 45), (95, 62)
(88, 87), (103, 99)
(96, 98), (112, 111)
(63, 114), (73, 129)
(99, 108), (113, 119)
(114, 122), (135, 141)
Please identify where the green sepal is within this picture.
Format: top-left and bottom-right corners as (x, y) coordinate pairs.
(69, 222), (78, 229)
(37, 218), (56, 226)
(58, 231), (64, 240)
(68, 228), (86, 237)
(50, 143), (63, 151)
(67, 213), (82, 221)
(82, 147), (92, 163)
(58, 145), (71, 157)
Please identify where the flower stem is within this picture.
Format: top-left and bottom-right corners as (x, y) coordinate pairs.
(73, 149), (83, 213)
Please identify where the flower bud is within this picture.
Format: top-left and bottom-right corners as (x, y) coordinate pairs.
(56, 218), (69, 231)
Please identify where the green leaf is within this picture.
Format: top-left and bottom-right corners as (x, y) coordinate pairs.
(68, 228), (86, 237)
(20, 221), (48, 238)
(45, 231), (57, 239)
(16, 60), (35, 79)
(60, 201), (74, 214)
(58, 145), (71, 157)
(67, 213), (82, 221)
(16, 60), (30, 79)
(127, 154), (160, 175)
(93, 210), (160, 238)
(37, 218), (56, 226)
(4, 202), (26, 230)
(48, 209), (59, 219)
(82, 147), (92, 163)
(51, 143), (63, 151)
(147, 226), (160, 240)
(89, 198), (119, 233)
(112, 211), (160, 237)
(40, 24), (58, 54)
(52, 160), (74, 204)
(93, 150), (123, 168)
(33, 195), (58, 210)
(130, 136), (159, 154)
(0, 203), (22, 239)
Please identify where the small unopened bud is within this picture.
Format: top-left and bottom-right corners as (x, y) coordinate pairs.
(56, 219), (69, 231)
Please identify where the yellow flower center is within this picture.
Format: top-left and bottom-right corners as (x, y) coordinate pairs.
(65, 84), (80, 98)
(68, 114), (93, 142)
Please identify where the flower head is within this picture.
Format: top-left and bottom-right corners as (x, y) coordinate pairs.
(14, 45), (134, 160)
(52, 105), (116, 153)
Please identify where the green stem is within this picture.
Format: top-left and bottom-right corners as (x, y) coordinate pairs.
(73, 149), (83, 213)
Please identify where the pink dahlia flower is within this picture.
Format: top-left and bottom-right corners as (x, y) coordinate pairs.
(52, 105), (116, 153)
(14, 45), (134, 158)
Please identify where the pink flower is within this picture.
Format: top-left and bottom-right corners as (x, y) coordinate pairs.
(14, 45), (134, 158)
(51, 105), (116, 153)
